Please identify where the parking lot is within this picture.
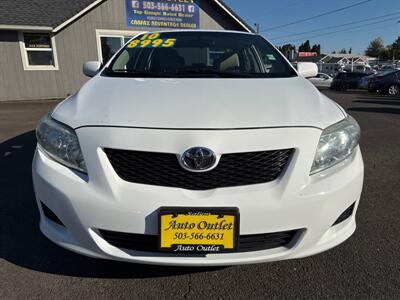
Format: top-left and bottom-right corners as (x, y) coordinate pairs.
(0, 90), (399, 299)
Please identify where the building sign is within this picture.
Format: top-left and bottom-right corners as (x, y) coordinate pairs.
(125, 0), (200, 29)
(298, 52), (318, 57)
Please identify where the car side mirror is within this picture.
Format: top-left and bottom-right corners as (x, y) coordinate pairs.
(83, 61), (102, 77)
(297, 62), (318, 78)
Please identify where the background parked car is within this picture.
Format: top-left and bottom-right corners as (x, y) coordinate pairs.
(308, 73), (333, 88)
(331, 72), (369, 91)
(359, 73), (377, 91)
(379, 64), (399, 72)
(368, 70), (400, 95)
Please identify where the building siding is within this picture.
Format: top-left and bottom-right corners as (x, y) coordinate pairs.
(0, 0), (245, 101)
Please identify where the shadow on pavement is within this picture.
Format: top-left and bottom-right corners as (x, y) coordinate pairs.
(356, 95), (400, 101)
(344, 92), (400, 115)
(354, 100), (400, 106)
(348, 107), (400, 115)
(328, 90), (367, 95)
(0, 131), (219, 278)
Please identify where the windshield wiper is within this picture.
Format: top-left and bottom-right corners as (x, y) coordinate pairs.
(175, 68), (254, 78)
(103, 68), (296, 78)
(103, 69), (171, 78)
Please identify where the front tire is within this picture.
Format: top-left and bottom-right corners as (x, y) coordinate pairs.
(388, 84), (400, 96)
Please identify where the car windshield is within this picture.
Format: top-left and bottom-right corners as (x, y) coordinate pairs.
(103, 31), (297, 78)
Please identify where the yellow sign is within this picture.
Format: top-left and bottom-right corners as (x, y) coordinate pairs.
(160, 212), (237, 252)
(127, 32), (177, 48)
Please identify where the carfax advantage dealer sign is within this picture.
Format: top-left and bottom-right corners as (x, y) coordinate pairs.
(125, 0), (200, 29)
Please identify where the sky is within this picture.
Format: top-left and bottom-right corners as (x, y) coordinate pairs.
(223, 0), (400, 55)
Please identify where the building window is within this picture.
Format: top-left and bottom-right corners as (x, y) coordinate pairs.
(19, 32), (59, 70)
(100, 36), (126, 63)
(96, 30), (140, 63)
(99, 35), (136, 63)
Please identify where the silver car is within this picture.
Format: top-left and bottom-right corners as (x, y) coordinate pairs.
(309, 73), (333, 88)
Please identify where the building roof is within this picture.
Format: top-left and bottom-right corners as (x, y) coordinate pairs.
(213, 0), (254, 33)
(293, 53), (372, 65)
(0, 0), (253, 33)
(322, 57), (345, 64)
(0, 0), (98, 28)
(328, 53), (367, 59)
(293, 54), (325, 63)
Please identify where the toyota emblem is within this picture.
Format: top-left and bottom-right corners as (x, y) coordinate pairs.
(180, 147), (217, 172)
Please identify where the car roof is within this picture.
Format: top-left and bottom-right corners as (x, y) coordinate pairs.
(379, 70), (399, 76)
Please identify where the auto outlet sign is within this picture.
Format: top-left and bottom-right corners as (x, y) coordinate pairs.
(125, 0), (200, 29)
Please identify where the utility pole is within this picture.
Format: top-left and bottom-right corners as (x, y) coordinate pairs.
(393, 49), (396, 65)
(351, 57), (354, 72)
(254, 23), (260, 34)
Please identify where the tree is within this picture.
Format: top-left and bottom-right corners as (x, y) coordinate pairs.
(380, 47), (391, 60)
(389, 36), (400, 60)
(278, 43), (296, 59)
(298, 40), (311, 52)
(365, 37), (386, 58)
(339, 48), (347, 54)
(311, 44), (321, 54)
(349, 48), (352, 54)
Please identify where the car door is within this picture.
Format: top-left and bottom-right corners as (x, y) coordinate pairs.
(319, 74), (332, 87)
(395, 71), (400, 85)
(309, 74), (324, 87)
(356, 74), (367, 89)
(348, 73), (360, 88)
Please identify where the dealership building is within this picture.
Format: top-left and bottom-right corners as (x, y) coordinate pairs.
(0, 0), (252, 101)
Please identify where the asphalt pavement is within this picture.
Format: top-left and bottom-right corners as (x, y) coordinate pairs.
(0, 90), (399, 299)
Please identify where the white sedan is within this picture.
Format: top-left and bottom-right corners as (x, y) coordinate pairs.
(308, 73), (333, 88)
(33, 30), (363, 266)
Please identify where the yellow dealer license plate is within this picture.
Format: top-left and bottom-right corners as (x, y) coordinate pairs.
(159, 207), (239, 253)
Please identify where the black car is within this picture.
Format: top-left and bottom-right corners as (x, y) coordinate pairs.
(331, 72), (369, 90)
(368, 70), (400, 95)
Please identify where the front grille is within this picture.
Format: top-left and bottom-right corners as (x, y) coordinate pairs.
(104, 148), (294, 190)
(99, 229), (299, 253)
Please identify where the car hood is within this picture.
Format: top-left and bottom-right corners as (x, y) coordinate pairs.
(52, 76), (345, 130)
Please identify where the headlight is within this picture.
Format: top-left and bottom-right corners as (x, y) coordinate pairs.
(36, 114), (87, 173)
(311, 115), (360, 175)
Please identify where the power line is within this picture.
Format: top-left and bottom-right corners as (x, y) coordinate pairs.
(261, 0), (373, 32)
(277, 17), (399, 44)
(249, 0), (313, 22)
(269, 11), (400, 40)
(276, 17), (400, 44)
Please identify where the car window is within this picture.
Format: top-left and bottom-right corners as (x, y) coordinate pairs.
(379, 70), (396, 77)
(104, 32), (297, 78)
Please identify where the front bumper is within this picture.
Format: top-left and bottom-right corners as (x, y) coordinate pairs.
(32, 127), (364, 266)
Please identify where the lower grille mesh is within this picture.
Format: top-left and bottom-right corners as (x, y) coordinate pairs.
(99, 229), (299, 253)
(104, 148), (294, 190)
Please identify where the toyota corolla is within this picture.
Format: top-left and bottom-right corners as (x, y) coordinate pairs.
(32, 30), (364, 266)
